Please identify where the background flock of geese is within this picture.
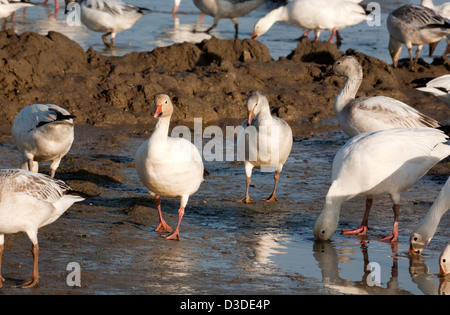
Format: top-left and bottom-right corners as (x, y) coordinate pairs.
(0, 0), (449, 291)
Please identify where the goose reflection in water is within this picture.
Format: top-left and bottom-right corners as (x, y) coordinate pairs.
(312, 239), (448, 295)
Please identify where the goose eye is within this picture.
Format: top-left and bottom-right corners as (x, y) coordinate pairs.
(413, 237), (418, 241)
(321, 230), (325, 234)
(444, 259), (447, 263)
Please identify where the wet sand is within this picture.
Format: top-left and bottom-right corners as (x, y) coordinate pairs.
(0, 30), (448, 294)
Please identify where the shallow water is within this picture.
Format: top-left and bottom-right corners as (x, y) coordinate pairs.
(10, 0), (450, 63)
(2, 0), (450, 295)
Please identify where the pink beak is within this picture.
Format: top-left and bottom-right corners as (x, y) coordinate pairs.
(251, 31), (258, 40)
(248, 110), (255, 125)
(323, 68), (335, 77)
(154, 104), (163, 118)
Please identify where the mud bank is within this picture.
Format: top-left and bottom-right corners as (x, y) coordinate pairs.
(0, 29), (448, 130)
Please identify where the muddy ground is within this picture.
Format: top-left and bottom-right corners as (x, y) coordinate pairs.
(0, 30), (448, 295)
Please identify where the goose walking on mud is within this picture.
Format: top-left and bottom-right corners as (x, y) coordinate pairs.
(237, 91), (293, 203)
(135, 94), (204, 240)
(12, 104), (76, 179)
(313, 128), (450, 242)
(0, 169), (84, 288)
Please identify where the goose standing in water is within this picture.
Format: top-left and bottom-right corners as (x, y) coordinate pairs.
(193, 0), (268, 37)
(313, 128), (450, 242)
(409, 177), (450, 254)
(64, 0), (150, 48)
(0, 0), (34, 19)
(12, 104), (76, 178)
(325, 56), (440, 138)
(0, 169), (84, 288)
(135, 95), (204, 240)
(387, 4), (450, 69)
(237, 91), (292, 203)
(251, 0), (368, 44)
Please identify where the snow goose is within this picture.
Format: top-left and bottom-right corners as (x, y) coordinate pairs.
(193, 0), (267, 37)
(325, 56), (440, 138)
(313, 127), (450, 242)
(0, 0), (34, 19)
(387, 4), (450, 69)
(12, 104), (76, 179)
(0, 169), (84, 288)
(172, 0), (181, 15)
(134, 94), (204, 240)
(416, 74), (450, 106)
(64, 0), (150, 48)
(236, 91), (293, 203)
(251, 0), (368, 44)
(421, 0), (450, 56)
(409, 176), (450, 254)
(440, 243), (450, 276)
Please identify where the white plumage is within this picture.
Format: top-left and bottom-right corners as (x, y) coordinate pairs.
(236, 91), (293, 203)
(313, 127), (450, 242)
(12, 104), (75, 178)
(416, 74), (450, 106)
(0, 169), (84, 288)
(326, 56), (440, 138)
(135, 94), (204, 240)
(193, 0), (267, 37)
(64, 0), (150, 47)
(251, 0), (368, 43)
(410, 176), (450, 254)
(440, 243), (450, 276)
(0, 0), (34, 19)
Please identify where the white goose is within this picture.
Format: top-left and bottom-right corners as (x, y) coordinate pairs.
(64, 0), (150, 48)
(0, 169), (84, 288)
(0, 0), (34, 19)
(325, 56), (440, 138)
(387, 4), (450, 69)
(134, 94), (204, 240)
(12, 104), (76, 178)
(236, 91), (293, 203)
(313, 127), (450, 242)
(172, 0), (181, 14)
(440, 243), (450, 276)
(409, 176), (450, 254)
(193, 0), (268, 37)
(416, 74), (450, 106)
(251, 0), (368, 43)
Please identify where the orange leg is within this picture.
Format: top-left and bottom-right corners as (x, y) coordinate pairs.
(163, 207), (184, 240)
(154, 196), (173, 233)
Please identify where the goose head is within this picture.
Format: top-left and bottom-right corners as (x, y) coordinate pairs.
(440, 244), (450, 276)
(252, 18), (271, 39)
(409, 232), (431, 255)
(313, 203), (340, 241)
(246, 91), (268, 125)
(325, 56), (362, 79)
(153, 94), (173, 119)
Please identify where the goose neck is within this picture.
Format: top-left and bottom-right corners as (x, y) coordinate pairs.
(334, 73), (362, 113)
